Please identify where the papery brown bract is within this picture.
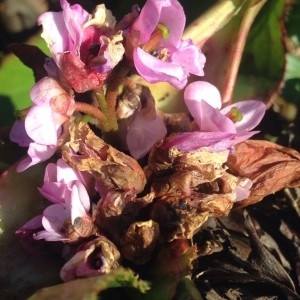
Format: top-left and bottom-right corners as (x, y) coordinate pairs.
(120, 220), (160, 264)
(227, 140), (300, 208)
(62, 122), (146, 195)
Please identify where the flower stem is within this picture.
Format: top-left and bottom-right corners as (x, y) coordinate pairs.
(221, 0), (267, 105)
(74, 102), (106, 124)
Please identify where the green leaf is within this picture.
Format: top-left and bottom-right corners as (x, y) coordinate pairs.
(235, 0), (286, 103)
(0, 34), (49, 127)
(28, 267), (150, 300)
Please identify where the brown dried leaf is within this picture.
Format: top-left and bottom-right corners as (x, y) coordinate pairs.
(227, 140), (300, 208)
(63, 122), (146, 194)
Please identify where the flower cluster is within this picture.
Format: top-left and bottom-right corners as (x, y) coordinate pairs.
(11, 0), (265, 282)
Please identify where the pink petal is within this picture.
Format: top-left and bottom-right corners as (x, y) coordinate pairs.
(39, 182), (68, 204)
(126, 111), (167, 159)
(134, 47), (187, 89)
(69, 181), (90, 223)
(42, 203), (69, 236)
(171, 39), (206, 76)
(197, 100), (236, 133)
(60, 0), (89, 51)
(132, 0), (185, 47)
(235, 178), (252, 202)
(56, 159), (82, 183)
(30, 77), (65, 106)
(164, 131), (236, 152)
(16, 143), (57, 172)
(233, 130), (260, 144)
(221, 100), (266, 132)
(16, 215), (43, 234)
(10, 120), (32, 147)
(43, 162), (58, 182)
(38, 11), (69, 64)
(184, 81), (222, 109)
(25, 106), (60, 145)
(34, 230), (68, 242)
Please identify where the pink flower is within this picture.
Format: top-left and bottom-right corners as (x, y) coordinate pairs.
(184, 81), (266, 143)
(39, 0), (124, 92)
(10, 77), (75, 172)
(39, 159), (94, 204)
(129, 0), (205, 89)
(34, 181), (93, 242)
(126, 110), (167, 159)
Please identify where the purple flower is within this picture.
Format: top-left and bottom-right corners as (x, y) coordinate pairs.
(184, 81), (266, 143)
(129, 0), (206, 89)
(39, 0), (124, 92)
(10, 77), (75, 172)
(34, 181), (93, 242)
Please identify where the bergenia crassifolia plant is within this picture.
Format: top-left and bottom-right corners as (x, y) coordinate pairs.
(6, 0), (300, 298)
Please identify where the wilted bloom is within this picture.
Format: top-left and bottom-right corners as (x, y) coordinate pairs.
(147, 141), (253, 240)
(39, 0), (124, 92)
(34, 181), (96, 242)
(128, 0), (206, 89)
(10, 77), (75, 172)
(184, 81), (266, 144)
(60, 236), (120, 281)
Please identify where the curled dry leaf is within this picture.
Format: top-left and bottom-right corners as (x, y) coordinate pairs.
(227, 140), (300, 208)
(62, 122), (146, 194)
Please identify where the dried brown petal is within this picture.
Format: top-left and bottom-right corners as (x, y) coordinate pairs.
(93, 190), (153, 243)
(63, 122), (146, 194)
(227, 140), (300, 208)
(120, 220), (160, 264)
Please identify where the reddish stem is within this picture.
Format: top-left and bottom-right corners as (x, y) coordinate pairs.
(222, 0), (267, 105)
(74, 102), (106, 124)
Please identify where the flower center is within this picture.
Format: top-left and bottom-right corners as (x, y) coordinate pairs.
(142, 23), (169, 57)
(226, 107), (243, 123)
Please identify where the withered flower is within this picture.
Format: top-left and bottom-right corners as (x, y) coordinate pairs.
(60, 236), (121, 281)
(146, 137), (251, 240)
